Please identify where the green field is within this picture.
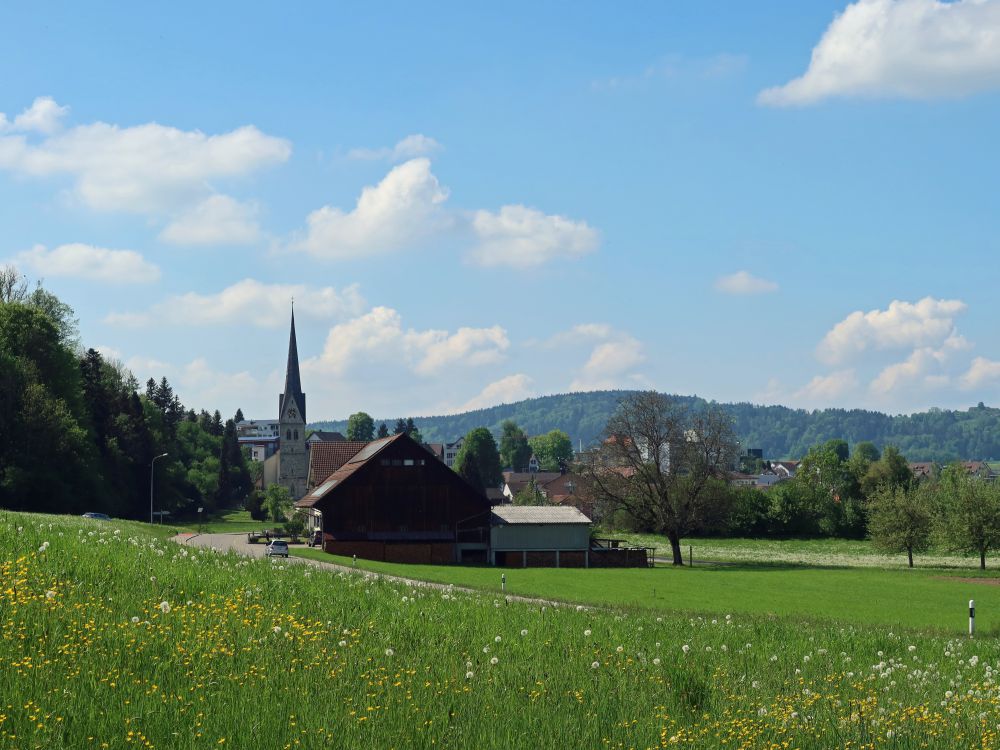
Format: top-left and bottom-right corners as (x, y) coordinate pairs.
(293, 547), (1000, 633)
(5, 511), (1000, 749)
(165, 509), (270, 534)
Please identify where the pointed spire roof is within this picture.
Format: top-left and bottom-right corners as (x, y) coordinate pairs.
(280, 304), (306, 421)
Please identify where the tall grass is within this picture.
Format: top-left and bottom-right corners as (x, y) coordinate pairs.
(3, 511), (1000, 749)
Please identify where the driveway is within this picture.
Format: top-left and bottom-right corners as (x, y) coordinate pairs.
(172, 532), (566, 607)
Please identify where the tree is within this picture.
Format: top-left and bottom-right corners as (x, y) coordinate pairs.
(245, 489), (266, 521)
(234, 408), (245, 424)
(796, 440), (865, 538)
(346, 412), (375, 441)
(377, 422), (390, 439)
(580, 392), (738, 565)
(499, 420), (532, 471)
(513, 477), (547, 506)
(860, 445), (913, 500)
(264, 484), (292, 524)
(529, 430), (574, 471)
(393, 418), (407, 435)
(0, 264), (28, 303)
(934, 467), (1000, 570)
(453, 427), (502, 491)
(868, 484), (932, 567)
(404, 417), (423, 445)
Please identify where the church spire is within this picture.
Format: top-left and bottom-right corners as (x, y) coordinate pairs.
(280, 304), (306, 421)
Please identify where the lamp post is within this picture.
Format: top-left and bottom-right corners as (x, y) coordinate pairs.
(150, 452), (168, 524)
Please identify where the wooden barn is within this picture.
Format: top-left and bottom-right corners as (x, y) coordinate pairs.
(295, 432), (491, 564)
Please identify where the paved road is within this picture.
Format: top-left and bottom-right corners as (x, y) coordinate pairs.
(173, 532), (567, 607)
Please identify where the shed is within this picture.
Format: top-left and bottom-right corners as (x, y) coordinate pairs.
(490, 505), (592, 568)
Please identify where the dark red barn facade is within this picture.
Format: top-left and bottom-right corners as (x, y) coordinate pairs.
(295, 432), (491, 564)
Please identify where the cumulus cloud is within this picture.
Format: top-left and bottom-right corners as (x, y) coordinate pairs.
(290, 158), (451, 260)
(159, 195), (262, 245)
(347, 134), (442, 162)
(307, 306), (509, 377)
(13, 243), (160, 283)
(0, 99), (290, 212)
(105, 279), (365, 328)
(869, 334), (971, 394)
(714, 270), (779, 295)
(570, 334), (646, 391)
(469, 205), (599, 268)
(793, 369), (860, 403)
(537, 323), (615, 348)
(452, 374), (535, 413)
(759, 0), (1000, 106)
(0, 96), (69, 134)
(817, 297), (966, 365)
(960, 357), (1000, 390)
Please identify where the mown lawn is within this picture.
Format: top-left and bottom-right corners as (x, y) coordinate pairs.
(165, 509), (269, 534)
(293, 547), (1000, 633)
(5, 511), (1000, 749)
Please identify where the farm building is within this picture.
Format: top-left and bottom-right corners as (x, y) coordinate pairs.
(490, 505), (593, 568)
(295, 432), (492, 564)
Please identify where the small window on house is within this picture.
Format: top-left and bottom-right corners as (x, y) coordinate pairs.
(418, 459), (426, 466)
(392, 459), (403, 466)
(403, 459), (415, 467)
(380, 458), (391, 466)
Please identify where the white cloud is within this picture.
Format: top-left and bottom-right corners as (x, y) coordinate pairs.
(536, 323), (615, 348)
(0, 101), (290, 212)
(290, 158), (451, 260)
(714, 270), (779, 295)
(570, 334), (646, 391)
(307, 306), (509, 377)
(469, 204), (599, 268)
(159, 195), (261, 245)
(452, 374), (535, 413)
(347, 134), (442, 162)
(13, 243), (160, 284)
(817, 297), (966, 365)
(793, 369), (860, 403)
(758, 0), (1000, 106)
(105, 279), (365, 328)
(960, 357), (1000, 390)
(0, 96), (69, 134)
(869, 334), (971, 394)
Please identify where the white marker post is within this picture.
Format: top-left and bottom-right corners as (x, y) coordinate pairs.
(353, 554), (357, 568)
(501, 574), (506, 592)
(969, 599), (976, 637)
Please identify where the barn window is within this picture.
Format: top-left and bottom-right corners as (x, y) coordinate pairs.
(380, 459), (391, 466)
(404, 459), (415, 467)
(392, 459), (403, 466)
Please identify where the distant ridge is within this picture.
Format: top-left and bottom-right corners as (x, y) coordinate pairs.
(310, 390), (1000, 463)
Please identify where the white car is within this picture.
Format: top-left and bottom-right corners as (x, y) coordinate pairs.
(264, 540), (289, 558)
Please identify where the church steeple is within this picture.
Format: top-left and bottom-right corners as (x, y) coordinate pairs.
(279, 304), (306, 422)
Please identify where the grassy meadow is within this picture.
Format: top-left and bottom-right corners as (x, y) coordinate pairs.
(5, 512), (1000, 749)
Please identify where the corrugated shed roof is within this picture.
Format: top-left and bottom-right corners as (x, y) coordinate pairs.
(490, 505), (592, 525)
(307, 441), (368, 487)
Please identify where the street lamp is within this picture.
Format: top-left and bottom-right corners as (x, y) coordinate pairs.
(150, 452), (169, 524)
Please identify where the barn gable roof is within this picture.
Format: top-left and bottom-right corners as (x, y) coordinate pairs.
(297, 434), (405, 508)
(307, 441), (369, 488)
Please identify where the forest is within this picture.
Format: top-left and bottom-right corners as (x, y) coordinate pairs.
(314, 391), (1000, 461)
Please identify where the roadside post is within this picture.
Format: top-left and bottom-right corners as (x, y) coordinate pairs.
(501, 573), (506, 592)
(353, 554), (357, 568)
(197, 507), (203, 534)
(970, 599), (976, 637)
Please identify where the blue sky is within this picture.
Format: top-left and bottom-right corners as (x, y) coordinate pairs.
(2, 0), (999, 422)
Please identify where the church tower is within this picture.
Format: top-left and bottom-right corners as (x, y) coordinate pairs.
(278, 306), (308, 499)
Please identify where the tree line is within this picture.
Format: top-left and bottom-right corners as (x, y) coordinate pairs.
(0, 267), (253, 520)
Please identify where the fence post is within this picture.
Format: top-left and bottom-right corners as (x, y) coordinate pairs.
(970, 599), (976, 637)
(689, 545), (692, 567)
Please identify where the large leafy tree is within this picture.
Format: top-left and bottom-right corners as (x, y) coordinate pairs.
(933, 465), (1000, 570)
(528, 429), (574, 471)
(453, 427), (502, 491)
(868, 483), (932, 568)
(346, 411), (375, 441)
(499, 420), (532, 471)
(580, 392), (738, 565)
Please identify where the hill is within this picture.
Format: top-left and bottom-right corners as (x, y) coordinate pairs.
(311, 391), (1000, 462)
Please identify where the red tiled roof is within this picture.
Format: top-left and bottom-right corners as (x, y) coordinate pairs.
(307, 441), (368, 488)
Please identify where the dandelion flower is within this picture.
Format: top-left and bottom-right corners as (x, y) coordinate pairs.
(652, 657), (661, 666)
(273, 626), (282, 634)
(616, 646), (624, 653)
(584, 629), (592, 637)
(494, 635), (502, 643)
(490, 657), (498, 665)
(591, 661), (600, 669)
(520, 629), (528, 637)
(131, 616), (140, 624)
(338, 640), (347, 648)
(385, 648), (394, 657)
(45, 590), (56, 600)
(465, 671), (474, 679)
(38, 541), (50, 553)
(159, 601), (171, 614)
(682, 645), (690, 654)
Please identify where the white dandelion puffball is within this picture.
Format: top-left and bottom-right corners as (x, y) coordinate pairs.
(273, 626), (282, 634)
(159, 601), (171, 614)
(490, 657), (499, 665)
(338, 640), (347, 648)
(591, 661), (600, 669)
(495, 635), (502, 643)
(520, 629), (528, 637)
(584, 629), (592, 637)
(652, 658), (661, 666)
(465, 671), (474, 679)
(45, 590), (56, 600)
(385, 648), (394, 657)
(682, 645), (690, 654)
(131, 616), (140, 624)
(616, 646), (624, 653)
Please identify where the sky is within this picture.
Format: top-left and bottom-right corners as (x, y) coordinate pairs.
(2, 0), (1000, 423)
